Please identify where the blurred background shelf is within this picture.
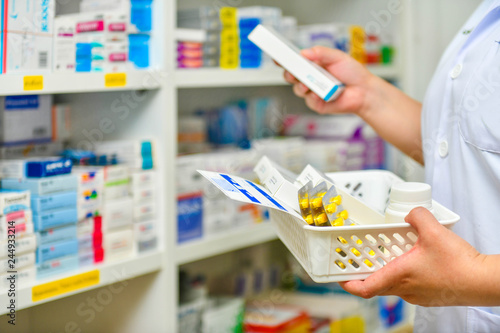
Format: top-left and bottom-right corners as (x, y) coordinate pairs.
(176, 223), (276, 265)
(175, 65), (400, 88)
(0, 71), (162, 96)
(0, 251), (162, 315)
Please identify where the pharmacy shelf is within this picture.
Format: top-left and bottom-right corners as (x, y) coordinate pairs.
(0, 71), (162, 96)
(0, 251), (162, 315)
(176, 223), (277, 265)
(175, 65), (400, 88)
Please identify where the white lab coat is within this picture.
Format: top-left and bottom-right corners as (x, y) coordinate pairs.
(417, 0), (500, 332)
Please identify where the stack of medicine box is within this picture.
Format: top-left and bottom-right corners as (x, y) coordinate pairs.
(79, 0), (153, 70)
(55, 12), (131, 73)
(175, 29), (207, 69)
(100, 164), (134, 262)
(219, 7), (239, 69)
(130, 170), (158, 253)
(177, 6), (221, 68)
(0, 158), (79, 280)
(71, 167), (105, 267)
(95, 140), (156, 255)
(0, 0), (55, 74)
(0, 189), (36, 288)
(237, 7), (283, 68)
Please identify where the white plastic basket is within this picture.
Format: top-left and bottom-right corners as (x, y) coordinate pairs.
(269, 170), (460, 283)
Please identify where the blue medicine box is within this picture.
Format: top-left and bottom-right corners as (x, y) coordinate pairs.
(177, 193), (203, 243)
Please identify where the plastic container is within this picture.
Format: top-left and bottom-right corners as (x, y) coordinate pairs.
(269, 170), (459, 283)
(385, 182), (434, 224)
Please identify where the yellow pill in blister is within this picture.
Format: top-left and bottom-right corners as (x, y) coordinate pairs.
(315, 213), (328, 225)
(305, 215), (314, 225)
(338, 236), (348, 245)
(337, 210), (349, 220)
(335, 260), (346, 269)
(368, 249), (376, 256)
(299, 199), (309, 210)
(356, 239), (363, 245)
(311, 197), (323, 208)
(325, 203), (337, 214)
(332, 218), (344, 227)
(351, 248), (361, 256)
(364, 259), (374, 267)
(332, 195), (342, 205)
(333, 217), (344, 226)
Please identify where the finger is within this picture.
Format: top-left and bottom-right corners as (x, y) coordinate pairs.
(404, 207), (441, 235)
(284, 71), (299, 84)
(304, 93), (326, 113)
(340, 258), (407, 298)
(293, 82), (310, 97)
(301, 46), (349, 67)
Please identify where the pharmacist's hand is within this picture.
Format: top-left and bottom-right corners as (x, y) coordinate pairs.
(282, 46), (374, 115)
(338, 207), (483, 306)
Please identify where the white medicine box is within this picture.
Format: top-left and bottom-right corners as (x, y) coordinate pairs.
(0, 32), (53, 74)
(0, 95), (53, 145)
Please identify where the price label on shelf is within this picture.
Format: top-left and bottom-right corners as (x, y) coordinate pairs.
(105, 73), (127, 88)
(23, 76), (44, 91)
(32, 270), (100, 302)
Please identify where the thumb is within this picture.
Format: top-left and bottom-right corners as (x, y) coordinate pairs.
(301, 46), (349, 67)
(404, 207), (441, 235)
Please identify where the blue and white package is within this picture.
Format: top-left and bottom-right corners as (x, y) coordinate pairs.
(37, 224), (78, 245)
(0, 190), (30, 215)
(129, 34), (150, 69)
(1, 174), (78, 195)
(177, 193), (203, 243)
(37, 255), (79, 280)
(32, 207), (78, 231)
(36, 238), (79, 263)
(0, 158), (72, 179)
(26, 158), (72, 178)
(31, 191), (77, 212)
(0, 95), (53, 144)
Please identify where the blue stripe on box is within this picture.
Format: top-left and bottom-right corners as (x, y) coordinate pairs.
(324, 85), (340, 101)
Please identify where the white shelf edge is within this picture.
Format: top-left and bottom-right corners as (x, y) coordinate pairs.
(175, 65), (400, 88)
(176, 223), (277, 265)
(0, 251), (163, 315)
(0, 71), (163, 96)
(175, 67), (286, 88)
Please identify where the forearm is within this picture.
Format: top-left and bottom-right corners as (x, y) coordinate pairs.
(357, 75), (424, 165)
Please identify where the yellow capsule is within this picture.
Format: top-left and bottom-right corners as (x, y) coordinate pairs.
(350, 222), (357, 226)
(335, 260), (346, 269)
(332, 195), (342, 205)
(368, 249), (376, 256)
(325, 203), (337, 214)
(338, 236), (348, 245)
(351, 248), (361, 257)
(348, 259), (359, 268)
(305, 214), (314, 225)
(356, 239), (363, 245)
(333, 217), (344, 226)
(314, 213), (328, 225)
(311, 197), (323, 209)
(335, 248), (343, 254)
(337, 210), (349, 220)
(332, 218), (344, 227)
(364, 259), (374, 268)
(299, 198), (309, 210)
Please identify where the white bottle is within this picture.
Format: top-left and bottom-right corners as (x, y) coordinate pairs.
(385, 182), (435, 224)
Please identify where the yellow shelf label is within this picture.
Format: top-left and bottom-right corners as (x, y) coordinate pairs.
(105, 73), (127, 87)
(32, 270), (100, 302)
(23, 76), (44, 91)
